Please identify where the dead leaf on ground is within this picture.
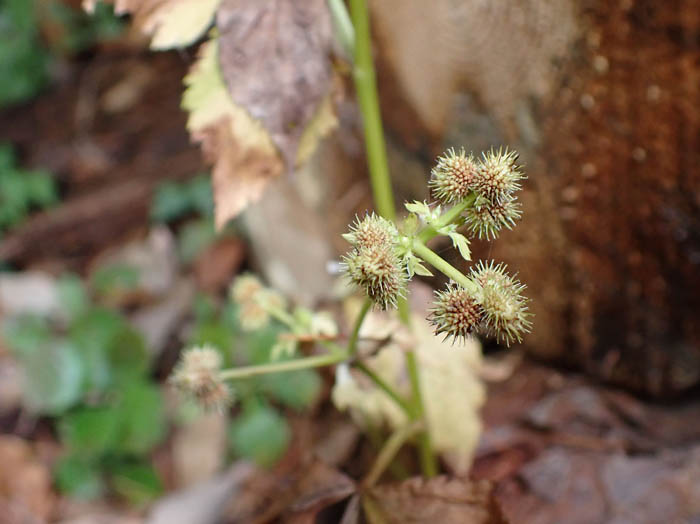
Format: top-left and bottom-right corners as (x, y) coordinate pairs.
(83, 0), (222, 50)
(284, 460), (356, 524)
(224, 458), (354, 524)
(496, 445), (700, 524)
(332, 311), (485, 475)
(216, 0), (334, 170)
(0, 435), (55, 523)
(171, 411), (228, 488)
(364, 476), (507, 524)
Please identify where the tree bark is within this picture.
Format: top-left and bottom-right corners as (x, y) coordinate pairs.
(369, 0), (700, 396)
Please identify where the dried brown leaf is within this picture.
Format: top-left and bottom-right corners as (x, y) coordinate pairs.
(332, 311), (485, 475)
(182, 39), (283, 228)
(0, 436), (55, 522)
(365, 476), (507, 524)
(216, 0), (334, 169)
(83, 0), (221, 49)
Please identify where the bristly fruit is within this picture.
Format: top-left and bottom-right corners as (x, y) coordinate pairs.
(429, 283), (485, 343)
(230, 273), (286, 331)
(464, 194), (522, 240)
(473, 148), (524, 204)
(429, 148), (480, 203)
(470, 261), (532, 346)
(170, 345), (232, 411)
(342, 213), (398, 250)
(343, 244), (407, 310)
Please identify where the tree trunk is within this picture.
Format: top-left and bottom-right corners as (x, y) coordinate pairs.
(368, 0), (700, 396)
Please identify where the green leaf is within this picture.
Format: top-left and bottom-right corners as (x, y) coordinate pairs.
(57, 274), (89, 321)
(107, 460), (163, 506)
(404, 201), (431, 220)
(177, 218), (216, 263)
(107, 326), (149, 382)
(261, 369), (321, 410)
(193, 292), (218, 323)
(0, 170), (29, 227)
(189, 321), (233, 364)
(0, 0), (50, 107)
(229, 403), (290, 468)
(92, 263), (140, 298)
(24, 170), (57, 207)
(54, 454), (104, 500)
(58, 407), (120, 457)
(246, 324), (285, 365)
(115, 380), (166, 455)
(151, 181), (191, 223)
(20, 341), (84, 415)
(406, 254), (433, 278)
(448, 232), (471, 261)
(2, 314), (52, 356)
(187, 174), (214, 218)
(0, 144), (16, 171)
(69, 308), (123, 391)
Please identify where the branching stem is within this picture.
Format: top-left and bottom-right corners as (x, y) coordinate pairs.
(363, 420), (424, 487)
(219, 352), (346, 381)
(417, 194), (476, 244)
(413, 239), (479, 293)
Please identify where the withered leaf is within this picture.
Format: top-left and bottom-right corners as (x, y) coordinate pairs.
(182, 39), (283, 228)
(83, 0), (221, 50)
(365, 476), (507, 524)
(332, 309), (485, 475)
(216, 0), (334, 169)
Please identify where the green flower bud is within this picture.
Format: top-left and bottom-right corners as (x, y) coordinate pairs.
(473, 148), (524, 203)
(464, 194), (522, 240)
(429, 284), (485, 343)
(429, 148), (479, 203)
(170, 346), (232, 412)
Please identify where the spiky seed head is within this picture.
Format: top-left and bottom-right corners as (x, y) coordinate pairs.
(230, 273), (264, 304)
(429, 284), (485, 343)
(470, 262), (532, 346)
(464, 195), (522, 240)
(170, 345), (232, 411)
(238, 301), (270, 331)
(473, 148), (524, 203)
(429, 148), (480, 203)
(343, 244), (407, 310)
(343, 213), (398, 250)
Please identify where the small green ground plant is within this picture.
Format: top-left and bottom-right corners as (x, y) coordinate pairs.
(181, 284), (323, 467)
(3, 275), (166, 503)
(0, 0), (122, 108)
(0, 144), (57, 238)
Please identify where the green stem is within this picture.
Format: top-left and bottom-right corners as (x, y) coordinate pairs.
(412, 239), (479, 293)
(363, 421), (424, 487)
(266, 306), (297, 329)
(405, 351), (437, 477)
(417, 194), (476, 243)
(219, 352), (346, 381)
(349, 0), (437, 477)
(328, 0), (355, 59)
(348, 298), (372, 357)
(355, 361), (411, 414)
(349, 0), (395, 221)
